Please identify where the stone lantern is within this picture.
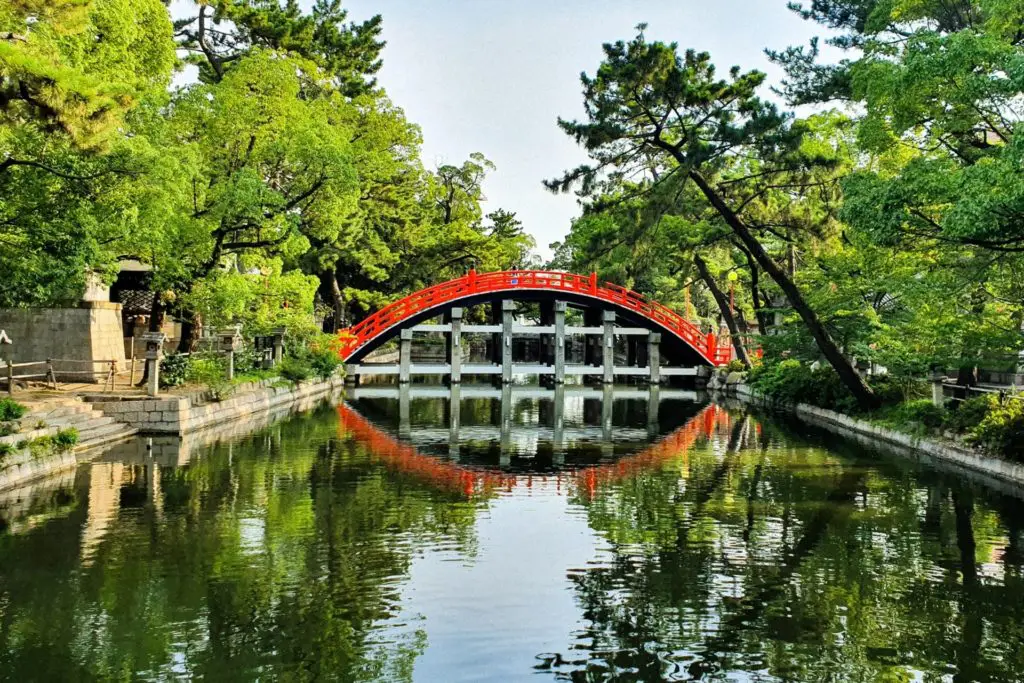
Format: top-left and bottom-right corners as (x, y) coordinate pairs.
(141, 331), (168, 396)
(219, 325), (243, 380)
(271, 327), (286, 366)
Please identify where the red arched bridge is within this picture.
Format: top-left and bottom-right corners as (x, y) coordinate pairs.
(337, 270), (738, 382)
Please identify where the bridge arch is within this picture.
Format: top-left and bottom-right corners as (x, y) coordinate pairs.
(338, 270), (732, 367)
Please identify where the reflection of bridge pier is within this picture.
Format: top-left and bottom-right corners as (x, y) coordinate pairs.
(648, 384), (661, 438)
(500, 383), (513, 466)
(601, 384), (614, 458)
(398, 384), (411, 440)
(552, 384), (565, 466)
(448, 384), (461, 460)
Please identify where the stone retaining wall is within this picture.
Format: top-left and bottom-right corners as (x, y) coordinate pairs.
(730, 383), (1024, 489)
(97, 386), (342, 467)
(89, 377), (345, 434)
(0, 447), (78, 493)
(0, 303), (126, 379)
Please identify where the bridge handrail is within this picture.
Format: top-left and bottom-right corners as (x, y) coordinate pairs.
(338, 269), (733, 365)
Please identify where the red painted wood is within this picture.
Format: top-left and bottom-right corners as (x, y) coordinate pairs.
(337, 269), (736, 366)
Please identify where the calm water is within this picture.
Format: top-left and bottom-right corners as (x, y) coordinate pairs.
(2, 386), (1024, 682)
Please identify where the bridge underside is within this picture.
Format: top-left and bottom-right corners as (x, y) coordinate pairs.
(344, 292), (715, 386)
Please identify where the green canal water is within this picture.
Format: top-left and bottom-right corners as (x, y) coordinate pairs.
(1, 388), (1024, 681)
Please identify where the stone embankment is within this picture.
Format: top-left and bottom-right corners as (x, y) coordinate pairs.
(0, 377), (344, 492)
(0, 399), (138, 490)
(86, 377), (344, 434)
(725, 382), (1024, 489)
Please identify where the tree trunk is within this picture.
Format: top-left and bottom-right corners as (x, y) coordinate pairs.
(694, 253), (750, 368)
(735, 241), (771, 333)
(688, 170), (879, 410)
(177, 309), (201, 353)
(319, 269), (346, 333)
(954, 288), (986, 398)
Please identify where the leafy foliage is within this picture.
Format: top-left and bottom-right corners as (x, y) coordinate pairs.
(748, 359), (862, 413)
(967, 396), (1024, 460)
(0, 398), (26, 421)
(52, 428), (78, 452)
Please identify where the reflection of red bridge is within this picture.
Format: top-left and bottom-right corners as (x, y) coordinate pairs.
(336, 403), (726, 499)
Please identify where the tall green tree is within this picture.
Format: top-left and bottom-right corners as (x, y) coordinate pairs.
(772, 0), (1024, 379)
(175, 0), (383, 95)
(548, 30), (879, 408)
(0, 0), (175, 154)
(148, 49), (359, 349)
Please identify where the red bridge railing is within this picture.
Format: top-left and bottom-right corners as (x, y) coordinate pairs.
(335, 270), (737, 366)
(337, 269), (734, 366)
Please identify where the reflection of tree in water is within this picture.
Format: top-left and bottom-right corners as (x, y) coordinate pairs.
(0, 405), (482, 681)
(548, 411), (1024, 682)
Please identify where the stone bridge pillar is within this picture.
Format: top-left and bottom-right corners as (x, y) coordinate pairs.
(647, 332), (661, 385)
(501, 300), (515, 384)
(445, 307), (463, 385)
(553, 302), (567, 384)
(399, 329), (413, 384)
(602, 310), (616, 384)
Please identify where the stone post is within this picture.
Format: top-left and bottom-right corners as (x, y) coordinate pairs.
(399, 328), (413, 384)
(1, 330), (11, 396)
(271, 327), (286, 366)
(648, 332), (661, 385)
(141, 332), (167, 397)
(930, 370), (946, 407)
(219, 325), (242, 381)
(446, 307), (463, 385)
(602, 310), (616, 384)
(554, 302), (567, 385)
(502, 300), (515, 384)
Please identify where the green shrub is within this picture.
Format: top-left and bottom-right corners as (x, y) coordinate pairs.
(945, 396), (993, 433)
(0, 443), (12, 459)
(968, 397), (1024, 461)
(308, 347), (342, 381)
(159, 353), (191, 388)
(233, 346), (266, 375)
(889, 399), (946, 431)
(27, 435), (53, 459)
(748, 360), (862, 413)
(186, 357), (231, 401)
(725, 359), (747, 373)
(0, 398), (26, 421)
(53, 428), (78, 452)
(278, 356), (312, 383)
(0, 423), (17, 437)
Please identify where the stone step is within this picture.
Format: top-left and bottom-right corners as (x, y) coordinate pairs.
(74, 420), (129, 444)
(75, 425), (137, 452)
(47, 413), (114, 429)
(27, 404), (96, 423)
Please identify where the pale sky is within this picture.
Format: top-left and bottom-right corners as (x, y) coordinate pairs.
(341, 0), (831, 259)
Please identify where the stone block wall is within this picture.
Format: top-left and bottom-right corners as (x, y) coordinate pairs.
(90, 377), (343, 435)
(0, 303), (126, 379)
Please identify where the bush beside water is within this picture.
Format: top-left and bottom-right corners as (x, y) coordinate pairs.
(749, 359), (1024, 462)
